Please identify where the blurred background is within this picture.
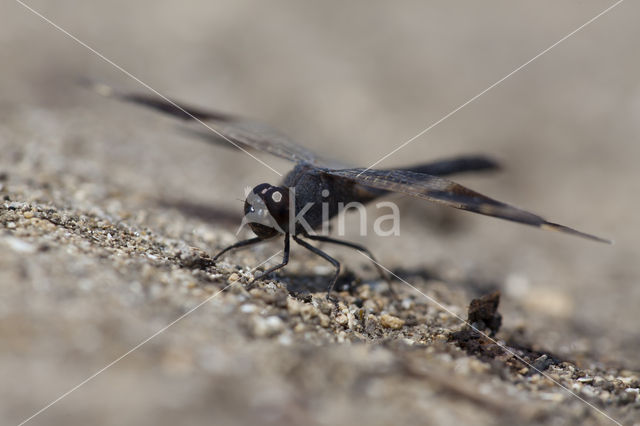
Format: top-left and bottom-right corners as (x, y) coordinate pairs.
(1, 0), (638, 424)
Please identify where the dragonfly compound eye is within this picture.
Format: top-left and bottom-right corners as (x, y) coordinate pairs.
(263, 187), (290, 228)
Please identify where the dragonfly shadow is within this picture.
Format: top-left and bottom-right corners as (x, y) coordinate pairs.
(267, 265), (499, 299)
(390, 266), (500, 298)
(280, 269), (380, 297)
(156, 198), (241, 227)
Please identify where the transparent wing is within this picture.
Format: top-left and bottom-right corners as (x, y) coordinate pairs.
(85, 81), (345, 168)
(183, 120), (347, 168)
(323, 168), (610, 243)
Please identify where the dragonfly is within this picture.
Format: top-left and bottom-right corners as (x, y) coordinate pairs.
(89, 83), (610, 298)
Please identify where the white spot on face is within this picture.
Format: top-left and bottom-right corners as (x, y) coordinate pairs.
(271, 191), (283, 203)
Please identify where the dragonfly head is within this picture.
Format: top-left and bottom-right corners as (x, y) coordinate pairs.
(243, 183), (290, 239)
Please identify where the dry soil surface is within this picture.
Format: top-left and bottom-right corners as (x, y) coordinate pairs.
(2, 2), (639, 426)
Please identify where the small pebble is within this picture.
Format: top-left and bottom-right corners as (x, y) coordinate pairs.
(318, 300), (333, 315)
(250, 315), (284, 338)
(532, 354), (553, 372)
(401, 298), (414, 310)
(240, 304), (257, 314)
(299, 304), (318, 321)
(363, 299), (381, 313)
(356, 285), (372, 300)
(539, 393), (564, 402)
(335, 313), (348, 326)
(380, 314), (405, 330)
(599, 390), (611, 403)
(287, 298), (303, 315)
(433, 334), (447, 342)
(318, 313), (330, 328)
(581, 385), (599, 399)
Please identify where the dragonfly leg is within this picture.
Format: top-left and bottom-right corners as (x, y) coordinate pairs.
(255, 233), (290, 279)
(293, 235), (341, 300)
(302, 234), (396, 297)
(212, 237), (264, 262)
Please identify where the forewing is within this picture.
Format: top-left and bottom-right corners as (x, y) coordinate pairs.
(184, 121), (346, 168)
(83, 80), (235, 121)
(86, 81), (344, 167)
(324, 168), (610, 243)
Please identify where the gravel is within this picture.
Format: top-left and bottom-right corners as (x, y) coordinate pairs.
(2, 2), (639, 425)
(0, 166), (638, 425)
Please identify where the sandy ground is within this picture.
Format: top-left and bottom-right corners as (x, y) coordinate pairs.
(1, 1), (639, 425)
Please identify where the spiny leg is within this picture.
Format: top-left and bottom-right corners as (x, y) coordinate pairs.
(293, 235), (340, 300)
(212, 237), (263, 262)
(255, 233), (290, 279)
(303, 234), (396, 297)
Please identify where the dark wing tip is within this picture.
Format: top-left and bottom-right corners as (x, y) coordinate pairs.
(541, 222), (613, 244)
(328, 168), (612, 245)
(466, 155), (502, 172)
(79, 78), (236, 122)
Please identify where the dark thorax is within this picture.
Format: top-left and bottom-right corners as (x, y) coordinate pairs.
(281, 163), (381, 235)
